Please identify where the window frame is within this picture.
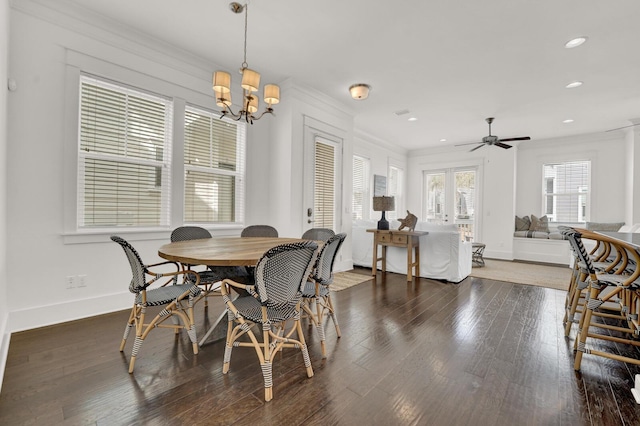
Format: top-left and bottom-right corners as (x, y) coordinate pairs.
(183, 105), (246, 226)
(63, 55), (248, 244)
(77, 74), (174, 230)
(541, 160), (591, 224)
(352, 155), (370, 221)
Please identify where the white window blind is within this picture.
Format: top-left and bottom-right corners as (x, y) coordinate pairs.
(542, 160), (590, 223)
(352, 155), (369, 220)
(78, 75), (172, 228)
(314, 140), (336, 229)
(184, 106), (246, 224)
(387, 165), (403, 220)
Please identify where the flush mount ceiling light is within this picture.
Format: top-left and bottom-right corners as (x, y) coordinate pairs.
(565, 36), (588, 48)
(408, 117), (418, 122)
(563, 119), (574, 123)
(212, 2), (279, 124)
(566, 81), (583, 89)
(349, 84), (371, 100)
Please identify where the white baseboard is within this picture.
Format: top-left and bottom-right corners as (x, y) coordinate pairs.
(8, 291), (131, 333)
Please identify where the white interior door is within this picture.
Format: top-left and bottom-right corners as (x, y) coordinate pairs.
(303, 133), (342, 233)
(424, 167), (478, 241)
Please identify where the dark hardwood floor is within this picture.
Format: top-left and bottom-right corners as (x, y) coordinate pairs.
(2, 268), (639, 425)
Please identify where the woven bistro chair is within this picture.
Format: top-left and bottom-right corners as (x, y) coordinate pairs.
(220, 241), (319, 402)
(171, 226), (249, 307)
(561, 229), (640, 371)
(302, 227), (335, 242)
(111, 236), (202, 373)
(560, 226), (624, 337)
(241, 225), (279, 238)
(301, 233), (346, 358)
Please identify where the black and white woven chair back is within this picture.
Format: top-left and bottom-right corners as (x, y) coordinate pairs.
(111, 236), (148, 294)
(562, 228), (596, 274)
(171, 226), (212, 242)
(302, 228), (335, 242)
(312, 233), (346, 286)
(254, 241), (318, 308)
(241, 225), (279, 238)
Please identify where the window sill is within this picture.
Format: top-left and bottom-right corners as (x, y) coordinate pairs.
(63, 224), (246, 244)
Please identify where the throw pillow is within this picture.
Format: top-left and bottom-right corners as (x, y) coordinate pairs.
(529, 214), (549, 232)
(515, 215), (531, 231)
(585, 222), (625, 231)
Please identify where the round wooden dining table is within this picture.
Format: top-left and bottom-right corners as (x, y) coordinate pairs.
(158, 236), (308, 267)
(158, 236), (311, 346)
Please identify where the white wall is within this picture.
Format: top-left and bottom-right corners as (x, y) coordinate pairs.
(5, 3), (272, 332)
(269, 80), (355, 270)
(353, 131), (408, 220)
(0, 0), (10, 392)
(516, 132), (626, 223)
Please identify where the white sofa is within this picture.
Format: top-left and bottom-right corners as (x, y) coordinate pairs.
(351, 220), (472, 282)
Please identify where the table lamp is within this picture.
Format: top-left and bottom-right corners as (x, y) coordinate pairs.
(373, 196), (395, 230)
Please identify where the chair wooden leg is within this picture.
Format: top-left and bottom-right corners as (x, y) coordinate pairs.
(325, 294), (341, 338)
(314, 296), (327, 358)
(120, 307), (136, 352)
(295, 319), (314, 378)
(574, 285), (601, 370)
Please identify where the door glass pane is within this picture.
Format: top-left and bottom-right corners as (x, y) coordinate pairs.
(425, 173), (445, 223)
(314, 140), (335, 229)
(454, 170), (476, 241)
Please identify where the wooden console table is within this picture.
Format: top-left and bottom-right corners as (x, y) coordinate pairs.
(367, 229), (428, 281)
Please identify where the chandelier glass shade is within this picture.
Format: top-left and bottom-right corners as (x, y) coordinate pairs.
(213, 2), (279, 124)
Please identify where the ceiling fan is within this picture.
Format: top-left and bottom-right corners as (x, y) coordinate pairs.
(456, 117), (531, 152)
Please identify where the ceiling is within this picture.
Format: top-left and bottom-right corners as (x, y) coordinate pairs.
(53, 0), (640, 151)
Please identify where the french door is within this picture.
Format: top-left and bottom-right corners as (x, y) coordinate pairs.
(423, 167), (478, 241)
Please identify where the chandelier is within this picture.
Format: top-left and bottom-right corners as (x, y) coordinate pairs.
(212, 2), (279, 124)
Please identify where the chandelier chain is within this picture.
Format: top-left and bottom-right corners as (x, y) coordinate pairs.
(242, 3), (249, 69)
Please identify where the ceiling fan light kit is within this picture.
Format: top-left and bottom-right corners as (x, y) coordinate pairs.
(455, 117), (531, 152)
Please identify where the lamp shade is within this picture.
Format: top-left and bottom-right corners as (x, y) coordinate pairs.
(373, 196), (395, 212)
(247, 94), (259, 113)
(213, 71), (231, 93)
(214, 89), (232, 107)
(241, 68), (260, 92)
(264, 84), (280, 105)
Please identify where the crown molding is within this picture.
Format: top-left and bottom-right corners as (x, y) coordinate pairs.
(354, 129), (408, 155)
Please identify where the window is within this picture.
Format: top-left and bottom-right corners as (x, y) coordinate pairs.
(313, 139), (336, 228)
(184, 106), (246, 224)
(387, 165), (403, 220)
(352, 155), (370, 220)
(78, 75), (172, 228)
(542, 160), (590, 222)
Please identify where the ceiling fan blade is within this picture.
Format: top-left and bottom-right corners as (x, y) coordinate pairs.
(606, 123), (640, 132)
(469, 144), (485, 152)
(494, 142), (513, 149)
(498, 136), (530, 142)
(455, 141), (483, 147)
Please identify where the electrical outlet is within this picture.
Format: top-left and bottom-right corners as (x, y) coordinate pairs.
(78, 275), (87, 287)
(66, 276), (75, 289)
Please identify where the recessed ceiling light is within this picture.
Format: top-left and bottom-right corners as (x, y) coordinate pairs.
(440, 138), (447, 142)
(566, 81), (583, 89)
(565, 37), (588, 48)
(563, 119), (574, 124)
(408, 117), (418, 122)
